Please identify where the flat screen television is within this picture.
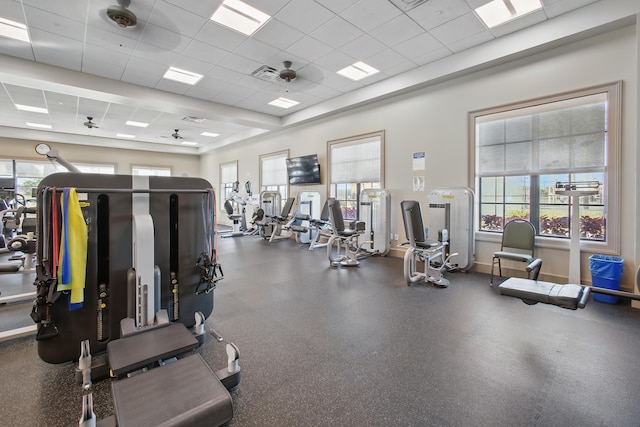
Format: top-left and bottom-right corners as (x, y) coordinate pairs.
(286, 154), (321, 185)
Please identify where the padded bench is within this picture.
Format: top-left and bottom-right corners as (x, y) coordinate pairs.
(498, 277), (590, 310)
(112, 354), (233, 427)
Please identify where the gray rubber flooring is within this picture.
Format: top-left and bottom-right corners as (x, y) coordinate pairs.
(1, 235), (640, 426)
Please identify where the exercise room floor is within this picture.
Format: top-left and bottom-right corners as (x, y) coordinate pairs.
(2, 235), (640, 426)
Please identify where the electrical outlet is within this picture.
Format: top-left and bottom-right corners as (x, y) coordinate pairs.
(394, 234), (398, 241)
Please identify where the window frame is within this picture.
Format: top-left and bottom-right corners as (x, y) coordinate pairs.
(469, 82), (621, 255)
(259, 150), (289, 206)
(327, 130), (385, 220)
(219, 160), (238, 211)
(131, 165), (172, 176)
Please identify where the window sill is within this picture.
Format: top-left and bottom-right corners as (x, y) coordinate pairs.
(475, 231), (618, 255)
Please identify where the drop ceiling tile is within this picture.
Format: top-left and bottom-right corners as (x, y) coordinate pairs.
(121, 67), (163, 88)
(204, 65), (245, 84)
(340, 34), (387, 60)
(133, 42), (181, 66)
(236, 75), (273, 91)
(1, 0), (28, 22)
(85, 26), (139, 56)
(218, 53), (263, 75)
(139, 23), (191, 52)
(126, 56), (171, 74)
(364, 48), (417, 75)
(407, 0), (471, 31)
(297, 63), (333, 83)
(148, 1), (208, 38)
(23, 0), (89, 23)
(182, 40), (229, 65)
(310, 16), (364, 49)
(162, 0), (218, 17)
(235, 92), (278, 110)
(253, 18), (305, 51)
(314, 50), (356, 72)
(430, 11), (487, 46)
(234, 38), (282, 64)
(184, 85), (220, 101)
(154, 78), (193, 95)
(369, 13), (424, 47)
(313, 0), (359, 14)
(195, 21), (246, 52)
(4, 84), (46, 107)
(82, 61), (126, 81)
(275, 0), (335, 33)
(411, 46), (452, 64)
(340, 0), (402, 32)
(544, 0), (598, 18)
(247, 0), (293, 16)
(286, 36), (333, 63)
(84, 44), (131, 68)
(77, 98), (110, 119)
(446, 30), (493, 53)
(300, 82), (342, 100)
(171, 56), (216, 76)
(30, 29), (83, 70)
(0, 41), (35, 61)
(489, 10), (547, 38)
(24, 6), (86, 42)
(394, 32), (446, 59)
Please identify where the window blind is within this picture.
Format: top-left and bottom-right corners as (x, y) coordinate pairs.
(330, 136), (381, 183)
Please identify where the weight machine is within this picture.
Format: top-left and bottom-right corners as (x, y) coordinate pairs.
(31, 173), (240, 427)
(326, 189), (390, 267)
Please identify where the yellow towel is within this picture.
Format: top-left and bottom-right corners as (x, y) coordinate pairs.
(57, 188), (88, 307)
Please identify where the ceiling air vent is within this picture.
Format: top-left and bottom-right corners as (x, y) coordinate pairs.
(251, 65), (281, 82)
(387, 0), (430, 12)
(182, 115), (206, 123)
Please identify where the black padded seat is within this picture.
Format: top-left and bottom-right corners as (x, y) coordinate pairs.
(107, 323), (198, 377)
(112, 353), (233, 427)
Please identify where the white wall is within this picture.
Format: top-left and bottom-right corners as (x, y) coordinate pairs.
(0, 137), (200, 177)
(201, 24), (638, 291)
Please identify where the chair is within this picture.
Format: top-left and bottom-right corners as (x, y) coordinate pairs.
(490, 219), (536, 285)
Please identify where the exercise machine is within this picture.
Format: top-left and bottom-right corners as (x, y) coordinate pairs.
(400, 200), (458, 287)
(31, 173), (240, 427)
(290, 191), (321, 245)
(497, 258), (640, 310)
(308, 200), (332, 251)
(427, 187), (475, 271)
(256, 191), (296, 242)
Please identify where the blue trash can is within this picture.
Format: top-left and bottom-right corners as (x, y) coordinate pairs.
(589, 254), (624, 304)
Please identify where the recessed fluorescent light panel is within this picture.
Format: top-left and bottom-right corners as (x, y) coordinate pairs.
(268, 97), (299, 109)
(210, 0), (270, 36)
(200, 132), (220, 137)
(475, 0), (543, 28)
(0, 17), (30, 42)
(125, 120), (149, 128)
(26, 122), (51, 129)
(15, 104), (48, 114)
(163, 67), (203, 85)
(116, 133), (136, 138)
(337, 62), (380, 81)
(181, 141), (198, 146)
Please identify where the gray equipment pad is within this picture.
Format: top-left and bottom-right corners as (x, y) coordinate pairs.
(498, 277), (589, 310)
(108, 323), (198, 377)
(112, 354), (233, 427)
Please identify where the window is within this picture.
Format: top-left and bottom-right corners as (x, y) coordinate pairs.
(220, 161), (238, 210)
(132, 165), (171, 176)
(471, 82), (620, 252)
(328, 131), (384, 220)
(0, 159), (115, 204)
(260, 151), (288, 206)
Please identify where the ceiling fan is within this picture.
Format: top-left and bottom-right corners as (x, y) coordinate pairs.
(106, 0), (137, 28)
(171, 129), (183, 139)
(279, 61), (297, 83)
(84, 116), (99, 129)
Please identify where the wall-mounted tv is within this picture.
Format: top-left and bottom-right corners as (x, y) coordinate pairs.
(286, 154), (321, 185)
